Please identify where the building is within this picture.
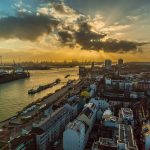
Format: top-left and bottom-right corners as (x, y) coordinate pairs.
(102, 109), (113, 119)
(63, 120), (88, 150)
(89, 98), (110, 120)
(10, 134), (36, 150)
(119, 108), (134, 125)
(91, 124), (138, 150)
(117, 124), (138, 150)
(103, 115), (118, 128)
(105, 59), (112, 69)
(92, 137), (117, 150)
(137, 81), (150, 90)
(118, 59), (124, 66)
(142, 122), (150, 150)
(105, 77), (133, 91)
(90, 83), (97, 97)
(63, 101), (98, 150)
(130, 90), (145, 99)
(77, 102), (97, 131)
(98, 99), (109, 110)
(30, 127), (48, 150)
(32, 106), (72, 149)
(0, 142), (9, 150)
(64, 102), (78, 120)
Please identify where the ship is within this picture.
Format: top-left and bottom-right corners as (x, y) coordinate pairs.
(65, 74), (70, 78)
(0, 65), (30, 84)
(28, 78), (61, 95)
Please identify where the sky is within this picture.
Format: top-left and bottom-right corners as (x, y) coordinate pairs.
(0, 0), (150, 62)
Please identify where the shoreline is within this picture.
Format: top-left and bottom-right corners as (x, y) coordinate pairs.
(0, 79), (79, 124)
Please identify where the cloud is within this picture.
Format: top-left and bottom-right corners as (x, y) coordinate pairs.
(37, 2), (83, 24)
(101, 39), (147, 53)
(58, 31), (73, 44)
(0, 1), (148, 53)
(57, 22), (148, 53)
(74, 22), (106, 50)
(0, 14), (59, 41)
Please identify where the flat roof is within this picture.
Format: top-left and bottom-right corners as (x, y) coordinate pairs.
(118, 124), (137, 149)
(99, 137), (117, 147)
(121, 108), (133, 119)
(80, 107), (93, 119)
(142, 123), (150, 136)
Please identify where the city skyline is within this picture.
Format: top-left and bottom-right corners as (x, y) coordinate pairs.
(0, 0), (150, 62)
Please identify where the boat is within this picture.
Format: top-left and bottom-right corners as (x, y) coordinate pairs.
(0, 65), (30, 84)
(28, 78), (61, 95)
(65, 74), (70, 78)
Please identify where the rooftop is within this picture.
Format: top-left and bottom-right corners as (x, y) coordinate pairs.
(85, 103), (97, 111)
(99, 137), (117, 147)
(121, 108), (133, 119)
(118, 124), (137, 149)
(33, 107), (70, 129)
(30, 127), (45, 135)
(80, 107), (93, 119)
(142, 122), (150, 136)
(67, 120), (85, 133)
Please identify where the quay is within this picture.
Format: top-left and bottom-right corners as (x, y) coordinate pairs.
(0, 79), (82, 140)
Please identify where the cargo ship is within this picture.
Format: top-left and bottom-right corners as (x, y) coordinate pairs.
(28, 78), (61, 95)
(0, 65), (30, 84)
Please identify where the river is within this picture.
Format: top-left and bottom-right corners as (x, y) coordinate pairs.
(0, 67), (79, 121)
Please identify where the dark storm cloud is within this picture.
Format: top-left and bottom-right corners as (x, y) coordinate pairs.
(58, 31), (73, 44)
(0, 14), (59, 41)
(58, 22), (148, 53)
(101, 39), (147, 53)
(74, 23), (106, 50)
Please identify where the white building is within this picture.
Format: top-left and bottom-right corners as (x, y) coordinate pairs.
(77, 103), (97, 131)
(63, 120), (88, 150)
(117, 124), (138, 150)
(32, 107), (72, 149)
(63, 101), (98, 150)
(105, 77), (133, 91)
(102, 109), (112, 119)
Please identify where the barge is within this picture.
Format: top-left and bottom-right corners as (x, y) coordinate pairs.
(28, 79), (61, 95)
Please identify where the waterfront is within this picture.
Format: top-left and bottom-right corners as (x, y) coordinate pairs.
(0, 67), (79, 121)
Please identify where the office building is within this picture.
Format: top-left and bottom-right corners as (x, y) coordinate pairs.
(105, 59), (112, 69)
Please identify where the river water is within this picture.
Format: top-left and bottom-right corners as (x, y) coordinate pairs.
(0, 67), (79, 121)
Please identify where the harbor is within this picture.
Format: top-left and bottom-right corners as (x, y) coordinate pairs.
(0, 61), (150, 150)
(0, 65), (30, 84)
(0, 68), (79, 122)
